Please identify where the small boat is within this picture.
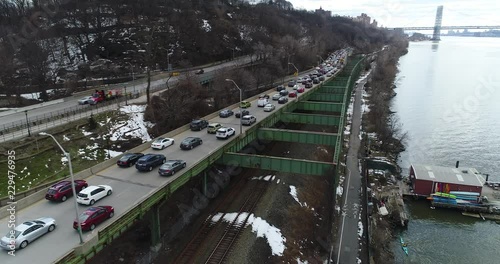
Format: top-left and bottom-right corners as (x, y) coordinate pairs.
(400, 236), (409, 256)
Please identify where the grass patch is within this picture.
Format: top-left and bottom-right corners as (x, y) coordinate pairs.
(0, 110), (133, 197)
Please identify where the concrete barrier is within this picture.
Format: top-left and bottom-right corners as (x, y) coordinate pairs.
(0, 188), (46, 219)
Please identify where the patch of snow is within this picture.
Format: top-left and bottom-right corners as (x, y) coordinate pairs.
(81, 129), (93, 136)
(358, 221), (364, 237)
(211, 212), (286, 256)
(61, 156), (68, 165)
(296, 258), (309, 264)
(109, 105), (151, 142)
(277, 179), (281, 184)
(201, 19), (212, 32)
(336, 186), (343, 197)
(45, 164), (49, 168)
(106, 150), (123, 159)
(227, 13), (233, 18)
(63, 135), (70, 141)
(20, 167), (28, 173)
(289, 186), (306, 207)
(263, 175), (273, 181)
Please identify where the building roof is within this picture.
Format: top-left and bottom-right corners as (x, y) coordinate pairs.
(411, 164), (485, 187)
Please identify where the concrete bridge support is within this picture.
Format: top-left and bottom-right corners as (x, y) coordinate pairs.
(149, 204), (162, 252)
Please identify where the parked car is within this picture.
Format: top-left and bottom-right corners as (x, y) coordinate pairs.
(219, 109), (234, 118)
(241, 115), (256, 126)
(216, 127), (236, 139)
(76, 185), (113, 205)
(289, 91), (297, 98)
(276, 85), (285, 91)
(288, 80), (296, 87)
(240, 101), (251, 108)
(278, 97), (288, 104)
(297, 87), (305, 93)
(292, 84), (299, 90)
(257, 98), (269, 107)
(279, 89), (289, 96)
(0, 217), (56, 250)
(158, 160), (187, 176)
(151, 137), (174, 150)
(319, 75), (325, 81)
(235, 109), (250, 118)
(45, 180), (88, 202)
(207, 123), (222, 134)
(78, 96), (95, 105)
(180, 137), (203, 150)
(313, 78), (320, 84)
(73, 206), (114, 231)
(117, 153), (144, 167)
(272, 93), (281, 100)
(259, 94), (270, 99)
(135, 154), (166, 171)
(195, 69), (204, 74)
(305, 82), (313, 88)
(263, 104), (276, 112)
(190, 119), (208, 131)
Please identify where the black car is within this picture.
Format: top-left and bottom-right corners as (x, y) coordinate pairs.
(305, 82), (313, 88)
(288, 80), (296, 87)
(259, 94), (270, 99)
(235, 110), (250, 118)
(276, 85), (285, 91)
(180, 137), (203, 150)
(195, 69), (204, 74)
(278, 96), (288, 104)
(135, 154), (166, 172)
(313, 78), (320, 84)
(279, 89), (289, 96)
(158, 160), (187, 176)
(190, 119), (208, 131)
(219, 109), (234, 118)
(117, 153), (145, 167)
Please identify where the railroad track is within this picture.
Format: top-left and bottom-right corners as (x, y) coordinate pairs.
(174, 170), (248, 263)
(204, 182), (268, 264)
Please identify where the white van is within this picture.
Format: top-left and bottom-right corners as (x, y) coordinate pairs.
(257, 98), (269, 107)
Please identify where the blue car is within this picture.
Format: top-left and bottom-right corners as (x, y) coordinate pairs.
(135, 154), (166, 172)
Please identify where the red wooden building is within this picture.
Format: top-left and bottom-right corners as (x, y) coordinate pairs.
(409, 164), (485, 197)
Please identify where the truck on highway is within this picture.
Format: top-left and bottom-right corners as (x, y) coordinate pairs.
(91, 89), (123, 104)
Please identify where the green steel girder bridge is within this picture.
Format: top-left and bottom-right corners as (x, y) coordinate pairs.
(55, 55), (365, 264)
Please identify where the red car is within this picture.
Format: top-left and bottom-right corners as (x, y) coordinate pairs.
(297, 87), (305, 93)
(45, 180), (88, 202)
(73, 206), (114, 231)
(288, 91), (297, 98)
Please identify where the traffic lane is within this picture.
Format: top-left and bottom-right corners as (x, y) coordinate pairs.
(0, 178), (153, 263)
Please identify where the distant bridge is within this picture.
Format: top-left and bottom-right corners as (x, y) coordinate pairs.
(391, 6), (500, 40)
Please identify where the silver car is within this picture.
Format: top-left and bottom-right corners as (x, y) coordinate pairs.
(78, 96), (95, 105)
(0, 217), (56, 250)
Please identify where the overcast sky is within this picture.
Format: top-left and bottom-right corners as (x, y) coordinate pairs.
(286, 0), (500, 28)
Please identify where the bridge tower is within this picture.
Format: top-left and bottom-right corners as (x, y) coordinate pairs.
(432, 5), (444, 41)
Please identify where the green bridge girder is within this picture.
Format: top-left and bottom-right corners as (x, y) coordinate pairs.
(281, 112), (340, 126)
(307, 93), (344, 102)
(294, 101), (343, 113)
(219, 152), (335, 176)
(257, 128), (338, 146)
(317, 86), (346, 94)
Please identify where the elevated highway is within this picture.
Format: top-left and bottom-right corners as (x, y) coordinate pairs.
(0, 53), (364, 264)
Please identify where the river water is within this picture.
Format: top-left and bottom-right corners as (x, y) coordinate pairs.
(391, 37), (500, 263)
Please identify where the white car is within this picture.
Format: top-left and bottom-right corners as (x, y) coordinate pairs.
(257, 98), (269, 107)
(216, 127), (236, 139)
(151, 137), (174, 150)
(0, 217), (56, 250)
(263, 104), (275, 112)
(272, 93), (281, 101)
(76, 185), (113, 205)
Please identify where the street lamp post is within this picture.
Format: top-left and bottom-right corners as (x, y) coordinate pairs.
(39, 132), (84, 244)
(24, 110), (31, 137)
(288, 63), (298, 76)
(125, 62), (135, 93)
(225, 79), (242, 135)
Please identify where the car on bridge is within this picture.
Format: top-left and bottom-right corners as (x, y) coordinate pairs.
(279, 89), (289, 96)
(288, 91), (297, 98)
(219, 109), (234, 118)
(190, 119), (208, 131)
(151, 137), (175, 150)
(240, 101), (251, 108)
(180, 137), (203, 150)
(73, 206), (114, 231)
(0, 217), (56, 250)
(207, 123), (222, 134)
(135, 154), (166, 171)
(235, 109), (249, 118)
(76, 185), (113, 205)
(272, 93), (281, 100)
(297, 87), (305, 93)
(264, 104), (276, 112)
(116, 153), (145, 167)
(278, 97), (288, 104)
(195, 69), (204, 74)
(158, 160), (187, 176)
(276, 85), (285, 91)
(241, 115), (256, 126)
(216, 127), (236, 139)
(78, 96), (95, 105)
(45, 180), (88, 202)
(305, 82), (313, 88)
